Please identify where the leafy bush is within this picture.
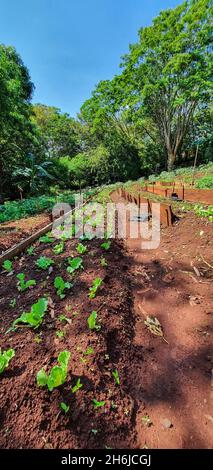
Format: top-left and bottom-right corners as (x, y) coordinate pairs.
(196, 175), (213, 189)
(37, 350), (71, 392)
(0, 348), (15, 374)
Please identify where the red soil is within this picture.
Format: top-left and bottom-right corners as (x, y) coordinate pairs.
(0, 214), (50, 254)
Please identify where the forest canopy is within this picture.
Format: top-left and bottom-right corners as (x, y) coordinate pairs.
(0, 0), (212, 201)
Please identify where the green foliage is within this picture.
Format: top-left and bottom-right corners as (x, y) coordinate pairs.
(112, 369), (120, 385)
(17, 273), (36, 291)
(76, 243), (87, 254)
(71, 378), (83, 393)
(27, 246), (35, 256)
(37, 350), (71, 392)
(36, 256), (54, 270)
(196, 175), (213, 189)
(89, 278), (103, 299)
(2, 260), (13, 272)
(0, 348), (15, 374)
(87, 311), (101, 331)
(194, 204), (213, 222)
(101, 241), (111, 251)
(60, 402), (70, 414)
(100, 256), (108, 267)
(67, 257), (83, 274)
(92, 399), (106, 409)
(12, 298), (48, 329)
(54, 276), (72, 299)
(53, 242), (65, 255)
(39, 234), (54, 244)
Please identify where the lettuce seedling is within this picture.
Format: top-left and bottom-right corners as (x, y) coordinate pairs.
(53, 242), (65, 255)
(87, 311), (101, 331)
(100, 256), (107, 267)
(55, 330), (65, 339)
(37, 350), (71, 392)
(17, 273), (36, 292)
(101, 241), (111, 251)
(0, 348), (15, 374)
(67, 257), (83, 274)
(12, 298), (48, 329)
(27, 246), (35, 256)
(112, 369), (120, 385)
(2, 260), (13, 273)
(36, 256), (54, 270)
(76, 243), (87, 254)
(92, 399), (105, 409)
(39, 234), (54, 244)
(71, 377), (83, 393)
(89, 278), (102, 299)
(60, 402), (70, 414)
(54, 276), (72, 299)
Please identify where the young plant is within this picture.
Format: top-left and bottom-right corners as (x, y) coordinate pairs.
(27, 246), (35, 256)
(101, 241), (111, 251)
(36, 256), (54, 270)
(12, 298), (48, 329)
(60, 402), (70, 414)
(39, 234), (54, 244)
(17, 273), (36, 292)
(2, 260), (13, 273)
(53, 242), (65, 255)
(92, 399), (105, 409)
(87, 311), (101, 331)
(112, 369), (120, 385)
(54, 276), (72, 299)
(71, 377), (83, 393)
(55, 330), (65, 339)
(0, 348), (15, 374)
(89, 278), (103, 299)
(76, 243), (87, 254)
(67, 257), (83, 274)
(37, 350), (71, 392)
(59, 314), (72, 324)
(100, 256), (107, 267)
(9, 298), (16, 308)
(84, 346), (94, 356)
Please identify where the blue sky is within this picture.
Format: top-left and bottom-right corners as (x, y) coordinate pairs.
(1, 0), (181, 116)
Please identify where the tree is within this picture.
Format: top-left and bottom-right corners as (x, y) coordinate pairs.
(121, 0), (213, 169)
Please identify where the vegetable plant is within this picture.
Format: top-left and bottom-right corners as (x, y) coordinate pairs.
(71, 378), (83, 393)
(56, 330), (65, 339)
(76, 243), (87, 254)
(27, 246), (35, 256)
(60, 402), (70, 414)
(12, 298), (48, 329)
(100, 256), (107, 267)
(54, 276), (72, 299)
(101, 241), (111, 251)
(0, 348), (15, 374)
(36, 256), (54, 270)
(89, 277), (102, 299)
(67, 257), (83, 274)
(92, 399), (105, 409)
(53, 242), (65, 255)
(17, 273), (36, 292)
(2, 260), (13, 273)
(87, 311), (101, 331)
(37, 350), (71, 392)
(39, 234), (54, 244)
(112, 369), (120, 385)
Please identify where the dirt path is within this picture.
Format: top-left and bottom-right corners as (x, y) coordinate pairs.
(111, 191), (213, 449)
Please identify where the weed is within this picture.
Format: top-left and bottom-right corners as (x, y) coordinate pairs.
(37, 350), (71, 392)
(142, 414), (152, 427)
(100, 256), (107, 267)
(27, 246), (35, 256)
(0, 349), (15, 374)
(9, 298), (16, 308)
(84, 346), (94, 355)
(89, 278), (103, 299)
(55, 330), (65, 339)
(17, 273), (36, 292)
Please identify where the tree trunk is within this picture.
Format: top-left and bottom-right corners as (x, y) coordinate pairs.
(167, 151), (176, 171)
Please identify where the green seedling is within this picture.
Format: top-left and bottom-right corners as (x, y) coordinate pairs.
(59, 314), (71, 324)
(9, 298), (16, 308)
(71, 378), (83, 393)
(34, 334), (42, 344)
(36, 256), (54, 270)
(55, 330), (65, 339)
(76, 243), (87, 254)
(87, 311), (101, 331)
(91, 429), (98, 435)
(92, 399), (105, 409)
(101, 241), (111, 251)
(39, 234), (54, 244)
(89, 278), (102, 299)
(84, 346), (94, 355)
(112, 369), (120, 385)
(0, 348), (15, 374)
(11, 298), (48, 330)
(54, 276), (72, 299)
(37, 350), (71, 392)
(17, 273), (36, 292)
(27, 246), (35, 256)
(80, 357), (87, 364)
(60, 402), (70, 414)
(2, 260), (13, 273)
(67, 257), (83, 274)
(53, 242), (65, 255)
(142, 414), (152, 427)
(100, 256), (107, 267)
